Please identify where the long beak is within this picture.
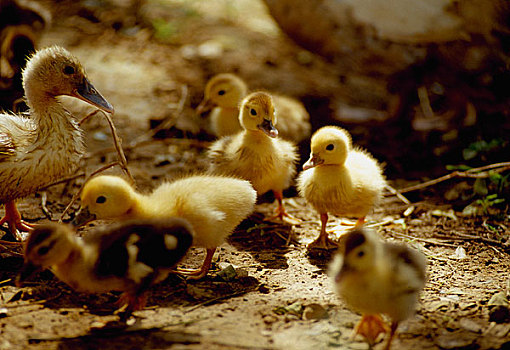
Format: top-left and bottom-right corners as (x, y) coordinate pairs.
(258, 118), (278, 138)
(303, 154), (323, 170)
(72, 207), (96, 227)
(195, 98), (214, 116)
(75, 78), (114, 113)
(16, 262), (40, 287)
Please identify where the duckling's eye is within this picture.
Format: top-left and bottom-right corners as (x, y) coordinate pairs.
(250, 108), (257, 116)
(63, 65), (75, 75)
(326, 144), (335, 151)
(218, 90), (225, 96)
(37, 246), (50, 256)
(96, 196), (106, 204)
(357, 250), (365, 258)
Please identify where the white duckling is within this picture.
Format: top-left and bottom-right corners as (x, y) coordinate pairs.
(330, 227), (427, 350)
(17, 218), (193, 318)
(0, 46), (113, 240)
(297, 126), (386, 249)
(207, 91), (299, 223)
(196, 73), (311, 143)
(73, 174), (256, 279)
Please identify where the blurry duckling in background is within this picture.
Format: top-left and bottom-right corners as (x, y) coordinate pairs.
(330, 227), (427, 350)
(17, 218), (193, 318)
(207, 91), (299, 224)
(0, 0), (51, 111)
(0, 46), (113, 240)
(74, 175), (256, 279)
(197, 73), (311, 143)
(297, 126), (386, 249)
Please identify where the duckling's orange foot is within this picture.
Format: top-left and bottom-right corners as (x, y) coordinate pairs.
(0, 202), (35, 241)
(354, 314), (390, 346)
(307, 234), (338, 250)
(116, 292), (147, 319)
(175, 267), (209, 280)
(267, 207), (301, 225)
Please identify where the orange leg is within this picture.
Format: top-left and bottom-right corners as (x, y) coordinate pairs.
(383, 321), (399, 350)
(307, 213), (338, 250)
(267, 190), (300, 225)
(0, 201), (34, 240)
(354, 314), (390, 347)
(116, 292), (148, 319)
(175, 247), (215, 280)
(355, 217), (366, 227)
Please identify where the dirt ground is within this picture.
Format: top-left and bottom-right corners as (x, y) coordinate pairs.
(1, 1), (509, 349)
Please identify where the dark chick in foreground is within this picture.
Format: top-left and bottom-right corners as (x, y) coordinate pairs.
(17, 218), (193, 318)
(330, 227), (427, 350)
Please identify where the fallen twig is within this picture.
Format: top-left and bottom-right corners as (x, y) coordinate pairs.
(398, 162), (510, 193)
(185, 289), (250, 313)
(385, 184), (411, 205)
(38, 172), (85, 191)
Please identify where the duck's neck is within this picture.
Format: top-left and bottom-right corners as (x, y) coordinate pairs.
(243, 129), (272, 145)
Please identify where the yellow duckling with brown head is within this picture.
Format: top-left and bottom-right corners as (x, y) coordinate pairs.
(330, 227), (427, 350)
(73, 174), (257, 279)
(0, 46), (113, 239)
(197, 73), (310, 143)
(297, 126), (386, 249)
(207, 91), (299, 223)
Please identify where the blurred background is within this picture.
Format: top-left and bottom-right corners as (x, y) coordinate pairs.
(1, 0), (509, 183)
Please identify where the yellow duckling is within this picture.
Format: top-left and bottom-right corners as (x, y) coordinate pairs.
(207, 91), (299, 223)
(197, 73), (311, 143)
(297, 126), (386, 249)
(73, 174), (257, 279)
(0, 46), (113, 240)
(17, 218), (193, 318)
(330, 227), (427, 350)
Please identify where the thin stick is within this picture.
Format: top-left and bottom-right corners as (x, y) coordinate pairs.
(385, 184), (411, 204)
(98, 111), (134, 184)
(398, 162), (510, 193)
(79, 110), (101, 126)
(40, 192), (51, 219)
(38, 172), (85, 191)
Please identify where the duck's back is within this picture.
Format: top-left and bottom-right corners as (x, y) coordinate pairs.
(0, 109), (84, 202)
(150, 176), (256, 247)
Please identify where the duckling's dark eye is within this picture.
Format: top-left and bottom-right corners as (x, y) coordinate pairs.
(250, 108), (257, 116)
(96, 196), (106, 204)
(326, 144), (335, 151)
(357, 250), (365, 258)
(63, 65), (75, 75)
(218, 90), (225, 96)
(37, 246), (50, 256)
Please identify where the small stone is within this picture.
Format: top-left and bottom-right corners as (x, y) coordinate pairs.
(489, 305), (510, 323)
(435, 332), (477, 349)
(302, 303), (329, 320)
(0, 308), (8, 318)
(263, 315), (278, 324)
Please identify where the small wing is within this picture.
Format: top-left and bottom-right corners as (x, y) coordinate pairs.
(92, 218), (194, 280)
(0, 132), (16, 161)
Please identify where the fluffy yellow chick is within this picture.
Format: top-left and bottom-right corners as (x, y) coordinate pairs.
(330, 227), (427, 350)
(17, 218), (193, 318)
(207, 91), (299, 223)
(73, 175), (256, 279)
(0, 46), (113, 240)
(297, 126), (386, 249)
(197, 73), (311, 143)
